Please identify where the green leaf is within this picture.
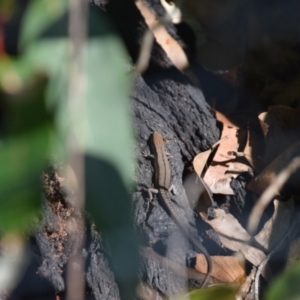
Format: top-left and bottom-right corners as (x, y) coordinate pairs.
(3, 74), (51, 136)
(0, 0), (16, 19)
(265, 262), (300, 300)
(0, 56), (53, 231)
(0, 56), (36, 93)
(177, 285), (236, 300)
(19, 5), (138, 298)
(21, 5), (134, 187)
(83, 36), (134, 186)
(0, 126), (50, 230)
(19, 0), (68, 48)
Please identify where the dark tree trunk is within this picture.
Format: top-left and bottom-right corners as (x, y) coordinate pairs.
(10, 1), (226, 299)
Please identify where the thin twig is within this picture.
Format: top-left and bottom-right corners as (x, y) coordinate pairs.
(247, 157), (300, 236)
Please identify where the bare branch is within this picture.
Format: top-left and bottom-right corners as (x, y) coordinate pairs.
(66, 0), (88, 299)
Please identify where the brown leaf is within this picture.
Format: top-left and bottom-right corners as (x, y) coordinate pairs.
(192, 138), (229, 215)
(202, 112), (253, 195)
(202, 209), (266, 267)
(227, 161), (251, 179)
(259, 113), (269, 137)
(236, 267), (256, 299)
(255, 199), (294, 251)
(203, 112), (239, 189)
(195, 254), (245, 283)
(209, 161), (250, 196)
(193, 148), (212, 178)
(183, 173), (213, 216)
(210, 174), (235, 195)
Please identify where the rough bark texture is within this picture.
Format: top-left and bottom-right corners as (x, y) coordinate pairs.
(10, 1), (228, 299)
(131, 67), (219, 296)
(11, 167), (120, 300)
(93, 0), (221, 295)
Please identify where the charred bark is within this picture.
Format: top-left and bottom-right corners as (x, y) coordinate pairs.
(10, 1), (232, 299)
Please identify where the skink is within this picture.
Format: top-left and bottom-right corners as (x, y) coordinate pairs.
(149, 131), (212, 287)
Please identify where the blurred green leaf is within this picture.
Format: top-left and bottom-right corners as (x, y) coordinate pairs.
(3, 74), (51, 136)
(0, 54), (53, 231)
(20, 4), (134, 186)
(83, 37), (134, 187)
(265, 261), (300, 300)
(22, 40), (68, 77)
(20, 4), (137, 298)
(0, 126), (50, 230)
(19, 0), (68, 48)
(177, 285), (236, 300)
(0, 0), (16, 19)
(84, 8), (134, 186)
(0, 56), (36, 92)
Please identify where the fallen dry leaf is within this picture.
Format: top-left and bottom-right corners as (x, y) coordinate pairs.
(199, 112), (253, 196)
(227, 161), (250, 174)
(236, 267), (256, 300)
(193, 136), (227, 177)
(202, 208), (266, 268)
(210, 174), (235, 195)
(255, 198), (294, 251)
(193, 148), (213, 178)
(210, 161), (251, 196)
(196, 254), (245, 283)
(202, 112), (239, 189)
(183, 172), (213, 215)
(259, 115), (269, 137)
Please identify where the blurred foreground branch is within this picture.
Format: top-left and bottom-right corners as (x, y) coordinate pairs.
(66, 0), (88, 299)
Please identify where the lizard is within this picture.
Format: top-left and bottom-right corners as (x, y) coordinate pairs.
(147, 131), (212, 287)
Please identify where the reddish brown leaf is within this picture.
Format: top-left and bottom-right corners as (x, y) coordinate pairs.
(195, 254), (245, 283)
(203, 112), (239, 189)
(202, 209), (266, 268)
